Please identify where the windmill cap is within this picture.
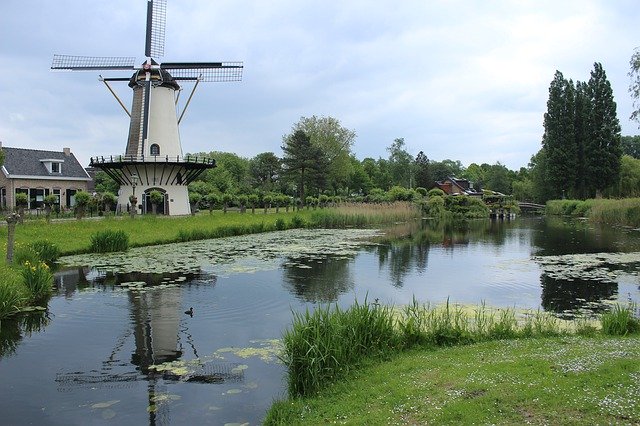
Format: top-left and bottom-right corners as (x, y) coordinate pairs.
(128, 61), (180, 90)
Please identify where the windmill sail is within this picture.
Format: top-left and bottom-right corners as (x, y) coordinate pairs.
(161, 62), (243, 81)
(51, 55), (135, 71)
(145, 0), (167, 58)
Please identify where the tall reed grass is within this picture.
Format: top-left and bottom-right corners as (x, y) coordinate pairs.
(546, 198), (640, 227)
(281, 300), (399, 397)
(600, 304), (640, 335)
(280, 299), (639, 398)
(89, 230), (130, 253)
(308, 202), (421, 228)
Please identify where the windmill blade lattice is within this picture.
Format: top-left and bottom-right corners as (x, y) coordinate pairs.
(145, 0), (167, 58)
(161, 62), (243, 82)
(51, 54), (136, 71)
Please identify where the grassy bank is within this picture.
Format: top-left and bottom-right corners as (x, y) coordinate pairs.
(265, 300), (639, 424)
(266, 335), (640, 425)
(546, 198), (640, 227)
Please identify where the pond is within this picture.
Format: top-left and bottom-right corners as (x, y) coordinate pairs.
(1, 217), (639, 425)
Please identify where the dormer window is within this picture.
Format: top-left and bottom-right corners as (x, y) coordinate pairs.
(41, 159), (63, 174)
(150, 144), (160, 156)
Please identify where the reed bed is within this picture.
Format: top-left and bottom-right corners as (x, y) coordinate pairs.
(280, 298), (638, 398)
(546, 198), (640, 227)
(308, 202), (421, 228)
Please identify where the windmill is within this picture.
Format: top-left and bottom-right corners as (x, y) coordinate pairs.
(51, 0), (243, 215)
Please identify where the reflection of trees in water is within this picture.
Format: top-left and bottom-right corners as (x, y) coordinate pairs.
(282, 257), (354, 303)
(0, 312), (50, 357)
(532, 216), (638, 256)
(376, 242), (428, 288)
(540, 273), (617, 317)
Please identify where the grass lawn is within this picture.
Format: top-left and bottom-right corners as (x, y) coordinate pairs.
(266, 335), (640, 425)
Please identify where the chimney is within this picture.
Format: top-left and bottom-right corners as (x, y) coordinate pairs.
(63, 147), (71, 156)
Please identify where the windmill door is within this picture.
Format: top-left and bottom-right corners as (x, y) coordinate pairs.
(143, 188), (167, 215)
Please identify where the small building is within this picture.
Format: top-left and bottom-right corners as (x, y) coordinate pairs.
(435, 176), (483, 198)
(0, 143), (92, 211)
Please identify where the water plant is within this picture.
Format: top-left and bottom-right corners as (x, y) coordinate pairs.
(26, 240), (60, 265)
(20, 261), (53, 302)
(89, 230), (130, 253)
(280, 299), (399, 397)
(0, 280), (25, 318)
(600, 304), (640, 336)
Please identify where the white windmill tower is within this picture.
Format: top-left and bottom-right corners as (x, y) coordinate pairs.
(51, 0), (243, 215)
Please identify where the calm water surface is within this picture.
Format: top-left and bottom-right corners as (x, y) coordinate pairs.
(1, 217), (639, 425)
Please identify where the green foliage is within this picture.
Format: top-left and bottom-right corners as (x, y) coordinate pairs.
(535, 64), (621, 201)
(610, 155), (640, 198)
(13, 245), (40, 267)
(387, 185), (415, 201)
(629, 47), (640, 124)
(0, 279), (25, 318)
(281, 130), (327, 203)
(621, 136), (640, 159)
(94, 171), (120, 195)
(101, 192), (117, 209)
(290, 215), (306, 228)
(425, 195), (446, 217)
(600, 304), (640, 336)
(387, 138), (414, 187)
(427, 187), (445, 198)
(443, 195), (489, 219)
(15, 192), (28, 207)
(205, 193), (220, 212)
(176, 222), (271, 242)
(43, 194), (58, 206)
(278, 298), (603, 400)
(20, 261), (53, 302)
(553, 198), (640, 227)
(266, 334), (640, 425)
(280, 300), (400, 397)
(188, 192), (202, 205)
(74, 191), (90, 207)
(275, 218), (286, 230)
(26, 240), (60, 265)
(415, 187), (428, 197)
(289, 115), (356, 193)
(89, 230), (129, 253)
(249, 152), (281, 192)
(149, 190), (164, 206)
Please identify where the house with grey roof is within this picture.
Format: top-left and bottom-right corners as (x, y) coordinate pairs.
(435, 176), (483, 198)
(0, 143), (91, 212)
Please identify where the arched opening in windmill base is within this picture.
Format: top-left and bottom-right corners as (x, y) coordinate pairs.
(142, 188), (168, 215)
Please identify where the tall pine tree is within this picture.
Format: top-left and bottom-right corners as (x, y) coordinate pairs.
(585, 62), (621, 197)
(542, 71), (576, 199)
(573, 81), (590, 198)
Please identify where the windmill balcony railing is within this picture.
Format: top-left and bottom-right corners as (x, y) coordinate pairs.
(90, 154), (215, 166)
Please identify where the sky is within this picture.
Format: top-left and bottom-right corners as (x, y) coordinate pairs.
(1, 0), (639, 171)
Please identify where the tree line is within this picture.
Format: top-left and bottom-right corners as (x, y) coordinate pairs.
(91, 51), (640, 206)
